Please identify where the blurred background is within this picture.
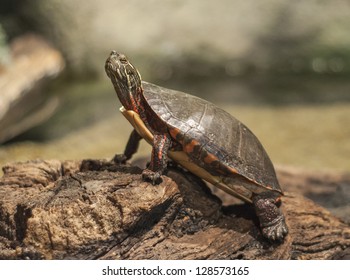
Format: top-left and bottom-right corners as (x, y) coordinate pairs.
(0, 0), (349, 172)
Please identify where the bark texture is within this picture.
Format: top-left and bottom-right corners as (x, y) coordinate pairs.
(0, 159), (349, 260)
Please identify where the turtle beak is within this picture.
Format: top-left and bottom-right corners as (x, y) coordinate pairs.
(105, 51), (120, 78)
(110, 50), (118, 56)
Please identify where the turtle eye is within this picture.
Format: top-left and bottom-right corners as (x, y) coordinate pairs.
(119, 54), (128, 64)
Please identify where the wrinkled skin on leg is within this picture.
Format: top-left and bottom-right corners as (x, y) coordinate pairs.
(252, 192), (288, 241)
(113, 130), (172, 184)
(142, 134), (172, 184)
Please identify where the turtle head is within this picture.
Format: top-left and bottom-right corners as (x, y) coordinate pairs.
(105, 51), (142, 110)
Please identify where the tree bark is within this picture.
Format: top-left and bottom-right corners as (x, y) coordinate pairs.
(0, 159), (349, 260)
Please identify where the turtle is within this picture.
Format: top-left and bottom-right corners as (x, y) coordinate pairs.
(105, 51), (288, 241)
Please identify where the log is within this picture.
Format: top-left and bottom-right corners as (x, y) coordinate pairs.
(0, 159), (349, 260)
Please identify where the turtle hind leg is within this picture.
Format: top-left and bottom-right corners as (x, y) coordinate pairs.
(113, 129), (142, 164)
(252, 192), (288, 241)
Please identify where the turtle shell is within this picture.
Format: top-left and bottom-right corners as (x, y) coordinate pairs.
(140, 81), (282, 198)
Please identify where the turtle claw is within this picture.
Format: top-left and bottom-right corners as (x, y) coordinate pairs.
(113, 154), (128, 164)
(253, 193), (288, 242)
(261, 217), (288, 241)
(142, 169), (162, 185)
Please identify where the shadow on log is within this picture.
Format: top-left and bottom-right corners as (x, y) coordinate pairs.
(0, 159), (349, 260)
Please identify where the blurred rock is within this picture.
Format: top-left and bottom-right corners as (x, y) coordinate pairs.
(0, 24), (11, 71)
(7, 0), (350, 77)
(0, 34), (65, 143)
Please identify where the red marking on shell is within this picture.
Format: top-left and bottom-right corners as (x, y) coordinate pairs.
(227, 166), (238, 174)
(184, 139), (199, 154)
(169, 127), (182, 143)
(203, 153), (218, 164)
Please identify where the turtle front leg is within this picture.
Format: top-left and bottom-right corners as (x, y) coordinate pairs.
(252, 192), (288, 241)
(142, 133), (172, 185)
(113, 129), (142, 163)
